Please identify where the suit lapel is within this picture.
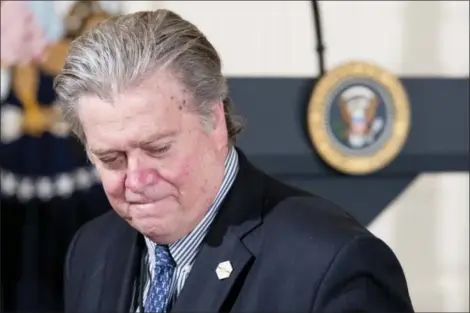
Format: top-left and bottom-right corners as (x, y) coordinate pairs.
(98, 217), (143, 313)
(171, 230), (253, 313)
(171, 149), (265, 312)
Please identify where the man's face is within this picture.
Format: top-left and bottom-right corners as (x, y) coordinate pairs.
(77, 71), (229, 244)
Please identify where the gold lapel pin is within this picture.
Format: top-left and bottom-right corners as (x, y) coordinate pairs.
(215, 261), (233, 280)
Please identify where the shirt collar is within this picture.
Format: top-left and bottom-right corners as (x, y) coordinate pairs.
(145, 145), (239, 267)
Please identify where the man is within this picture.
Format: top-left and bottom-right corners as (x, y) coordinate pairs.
(54, 9), (414, 313)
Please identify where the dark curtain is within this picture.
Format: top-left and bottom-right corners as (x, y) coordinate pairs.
(1, 188), (110, 312)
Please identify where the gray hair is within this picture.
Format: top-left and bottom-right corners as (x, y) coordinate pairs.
(54, 9), (243, 143)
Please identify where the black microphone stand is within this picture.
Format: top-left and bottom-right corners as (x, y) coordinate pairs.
(310, 0), (326, 76)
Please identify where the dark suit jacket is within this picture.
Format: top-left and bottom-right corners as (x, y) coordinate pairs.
(64, 149), (414, 312)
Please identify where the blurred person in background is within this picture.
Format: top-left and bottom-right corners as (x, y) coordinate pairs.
(54, 9), (414, 313)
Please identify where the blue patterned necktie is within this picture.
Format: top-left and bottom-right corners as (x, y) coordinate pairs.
(144, 245), (176, 313)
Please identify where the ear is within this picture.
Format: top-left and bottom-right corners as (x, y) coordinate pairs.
(212, 101), (225, 127)
(210, 101), (229, 149)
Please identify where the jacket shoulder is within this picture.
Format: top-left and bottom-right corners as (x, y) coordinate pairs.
(256, 175), (413, 311)
(73, 210), (124, 248)
(261, 175), (375, 252)
(63, 210), (124, 310)
(65, 210), (125, 274)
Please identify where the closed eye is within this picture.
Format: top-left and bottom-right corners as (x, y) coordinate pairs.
(100, 154), (126, 169)
(146, 143), (172, 156)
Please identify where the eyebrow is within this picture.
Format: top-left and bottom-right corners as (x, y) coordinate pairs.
(89, 148), (119, 157)
(89, 130), (177, 156)
(135, 130), (177, 148)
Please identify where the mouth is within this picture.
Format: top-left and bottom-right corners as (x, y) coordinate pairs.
(125, 191), (173, 205)
(124, 200), (172, 222)
(128, 199), (154, 205)
(126, 195), (168, 205)
(127, 197), (173, 208)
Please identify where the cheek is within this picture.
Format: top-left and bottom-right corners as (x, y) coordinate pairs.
(157, 158), (191, 189)
(99, 170), (126, 199)
(177, 160), (193, 184)
(169, 150), (210, 190)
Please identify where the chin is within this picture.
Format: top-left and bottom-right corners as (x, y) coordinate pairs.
(127, 211), (169, 230)
(135, 218), (180, 244)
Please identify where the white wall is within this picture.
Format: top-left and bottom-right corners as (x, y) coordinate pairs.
(130, 2), (468, 312)
(370, 173), (469, 312)
(133, 1), (469, 77)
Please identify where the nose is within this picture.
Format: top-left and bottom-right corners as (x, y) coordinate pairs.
(125, 168), (160, 193)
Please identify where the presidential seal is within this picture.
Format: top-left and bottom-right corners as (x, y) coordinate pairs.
(307, 61), (410, 175)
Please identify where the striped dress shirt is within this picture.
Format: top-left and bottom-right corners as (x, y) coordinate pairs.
(139, 145), (239, 310)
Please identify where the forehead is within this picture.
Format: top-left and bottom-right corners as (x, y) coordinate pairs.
(77, 72), (191, 149)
